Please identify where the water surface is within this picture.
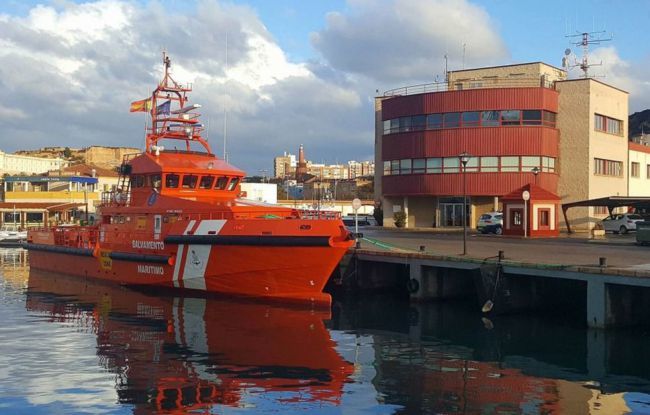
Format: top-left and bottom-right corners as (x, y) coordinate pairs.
(1, 248), (650, 414)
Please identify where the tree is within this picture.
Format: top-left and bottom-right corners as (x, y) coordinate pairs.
(63, 147), (72, 158)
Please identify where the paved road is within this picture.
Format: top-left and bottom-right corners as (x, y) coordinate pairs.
(357, 228), (650, 270)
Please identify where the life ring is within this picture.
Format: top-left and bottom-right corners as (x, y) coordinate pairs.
(406, 278), (420, 294)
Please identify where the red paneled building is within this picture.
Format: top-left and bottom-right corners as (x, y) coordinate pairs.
(375, 62), (567, 229)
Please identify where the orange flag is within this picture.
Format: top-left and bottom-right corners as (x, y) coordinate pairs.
(129, 98), (152, 112)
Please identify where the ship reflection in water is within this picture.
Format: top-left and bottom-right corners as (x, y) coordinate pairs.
(2, 249), (650, 414)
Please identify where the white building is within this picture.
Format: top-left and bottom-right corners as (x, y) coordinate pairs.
(0, 150), (68, 175)
(241, 183), (278, 204)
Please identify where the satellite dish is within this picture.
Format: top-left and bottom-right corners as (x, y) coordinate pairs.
(564, 48), (572, 56)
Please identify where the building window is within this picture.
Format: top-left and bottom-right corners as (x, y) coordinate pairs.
(542, 157), (556, 173)
(632, 162), (640, 178)
(399, 117), (412, 133)
(501, 156), (519, 172)
(647, 164), (650, 179)
(594, 158), (622, 177)
(400, 159), (412, 175)
(391, 160), (400, 175)
(462, 111), (480, 127)
(594, 114), (605, 131)
(443, 157), (460, 173)
(411, 115), (426, 130)
(443, 112), (461, 128)
(426, 158), (442, 173)
(595, 114), (623, 136)
(480, 157), (499, 172)
(383, 120), (391, 135)
(594, 206), (608, 215)
(388, 119), (399, 134)
(607, 118), (622, 135)
(412, 158), (426, 174)
(464, 157), (479, 172)
(543, 111), (557, 127)
(481, 111), (500, 127)
(426, 114), (443, 129)
(501, 110), (521, 126)
(522, 156), (541, 171)
(383, 161), (391, 176)
(522, 110), (542, 125)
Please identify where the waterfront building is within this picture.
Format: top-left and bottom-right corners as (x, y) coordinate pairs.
(273, 151), (297, 179)
(0, 150), (68, 175)
(0, 175), (98, 227)
(375, 61), (637, 230)
(274, 147), (374, 181)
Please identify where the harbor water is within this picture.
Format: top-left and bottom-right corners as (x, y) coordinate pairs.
(2, 248), (650, 414)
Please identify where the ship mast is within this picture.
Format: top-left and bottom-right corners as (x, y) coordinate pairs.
(145, 52), (213, 155)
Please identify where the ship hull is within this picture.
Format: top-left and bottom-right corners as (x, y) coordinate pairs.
(27, 243), (348, 306)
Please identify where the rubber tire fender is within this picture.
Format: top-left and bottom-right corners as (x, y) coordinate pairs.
(407, 278), (420, 294)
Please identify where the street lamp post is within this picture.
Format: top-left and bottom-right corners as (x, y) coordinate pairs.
(458, 152), (471, 255)
(531, 166), (540, 185)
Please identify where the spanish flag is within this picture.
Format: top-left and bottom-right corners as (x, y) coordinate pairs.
(129, 98), (152, 112)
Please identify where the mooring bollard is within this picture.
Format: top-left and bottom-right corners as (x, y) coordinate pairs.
(355, 240), (361, 249)
(419, 245), (425, 252)
(599, 257), (607, 267)
(498, 250), (504, 261)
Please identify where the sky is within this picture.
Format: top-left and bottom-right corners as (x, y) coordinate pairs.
(0, 0), (649, 174)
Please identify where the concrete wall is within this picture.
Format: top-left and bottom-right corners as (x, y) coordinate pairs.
(629, 148), (650, 196)
(407, 196), (436, 228)
(556, 79), (629, 230)
(374, 97), (384, 203)
(448, 62), (567, 88)
(588, 81), (629, 206)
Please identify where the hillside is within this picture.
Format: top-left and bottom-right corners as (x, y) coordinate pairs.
(629, 110), (650, 137)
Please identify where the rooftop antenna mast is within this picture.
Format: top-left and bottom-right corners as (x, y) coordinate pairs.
(565, 30), (612, 78)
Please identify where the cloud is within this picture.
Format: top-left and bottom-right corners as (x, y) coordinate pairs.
(311, 0), (509, 84)
(584, 46), (650, 112)
(0, 0), (370, 172)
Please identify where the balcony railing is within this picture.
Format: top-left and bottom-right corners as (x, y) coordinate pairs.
(383, 76), (556, 97)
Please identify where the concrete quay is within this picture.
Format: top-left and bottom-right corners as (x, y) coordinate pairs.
(344, 229), (650, 329)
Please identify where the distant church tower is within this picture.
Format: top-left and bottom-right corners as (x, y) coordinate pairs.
(295, 144), (307, 181)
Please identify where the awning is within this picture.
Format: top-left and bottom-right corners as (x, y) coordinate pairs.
(561, 196), (650, 233)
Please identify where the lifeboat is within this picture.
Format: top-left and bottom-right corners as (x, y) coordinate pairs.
(25, 53), (354, 307)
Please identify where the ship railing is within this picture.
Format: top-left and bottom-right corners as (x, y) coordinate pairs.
(100, 190), (130, 207)
(298, 210), (342, 220)
(43, 226), (99, 249)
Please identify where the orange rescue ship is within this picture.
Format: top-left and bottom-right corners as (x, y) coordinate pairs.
(26, 53), (354, 306)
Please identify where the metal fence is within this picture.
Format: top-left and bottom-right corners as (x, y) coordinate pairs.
(383, 77), (556, 97)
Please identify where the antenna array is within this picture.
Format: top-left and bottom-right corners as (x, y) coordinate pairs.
(563, 31), (613, 78)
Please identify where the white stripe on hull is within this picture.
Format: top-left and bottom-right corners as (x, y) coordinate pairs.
(173, 220), (196, 288)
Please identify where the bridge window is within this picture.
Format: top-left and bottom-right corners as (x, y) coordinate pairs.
(227, 178), (240, 191)
(151, 174), (162, 190)
(182, 175), (198, 189)
(165, 174), (179, 188)
(215, 176), (229, 190)
(131, 175), (145, 188)
(199, 176), (214, 189)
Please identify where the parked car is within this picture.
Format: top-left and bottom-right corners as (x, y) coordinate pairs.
(477, 212), (503, 234)
(601, 214), (645, 234)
